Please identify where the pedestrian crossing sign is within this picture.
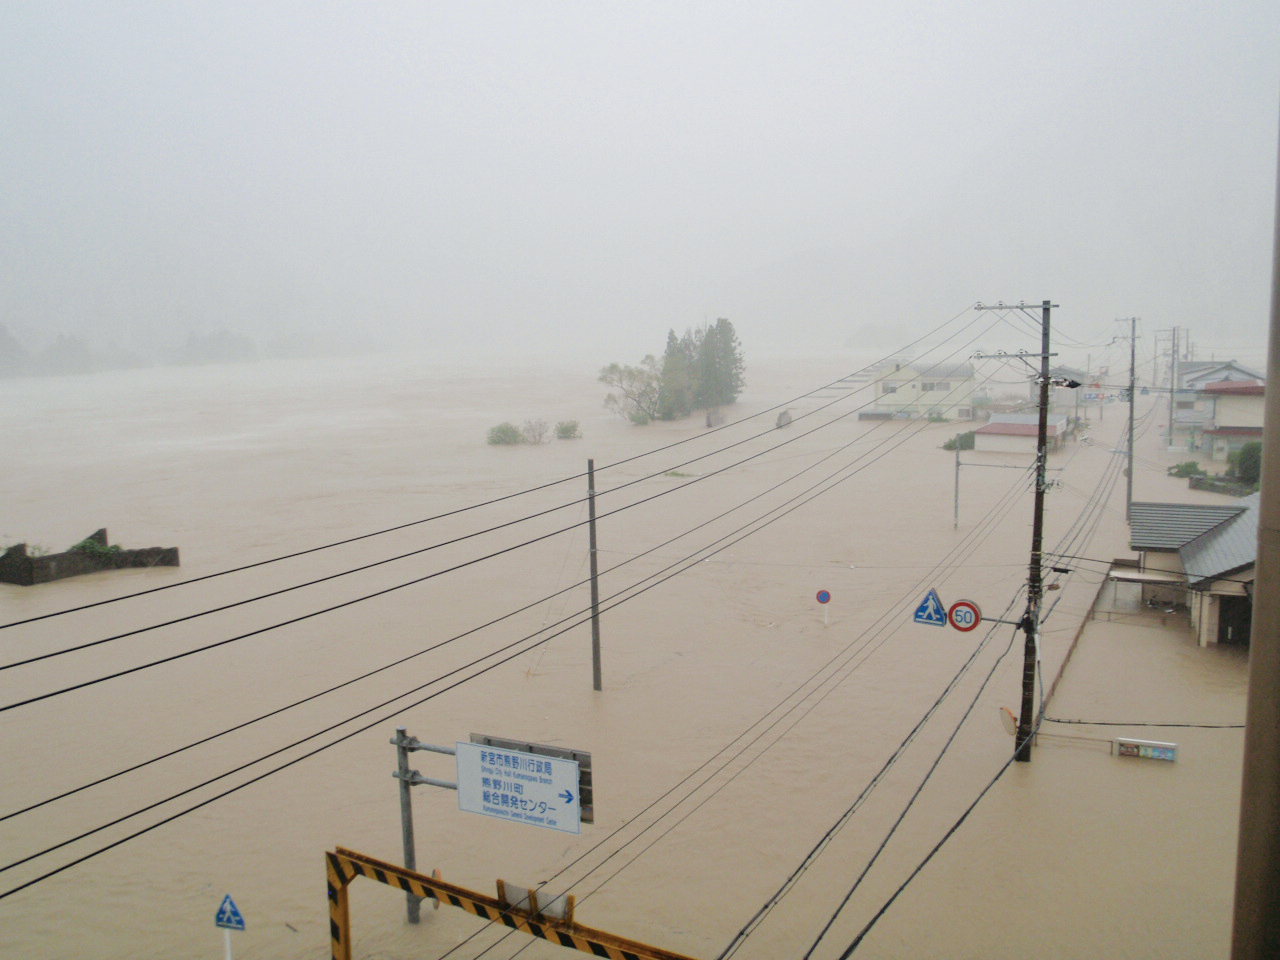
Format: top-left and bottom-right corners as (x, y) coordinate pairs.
(215, 894), (245, 931)
(913, 589), (946, 626)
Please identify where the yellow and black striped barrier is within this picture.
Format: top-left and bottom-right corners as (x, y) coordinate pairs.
(326, 846), (701, 960)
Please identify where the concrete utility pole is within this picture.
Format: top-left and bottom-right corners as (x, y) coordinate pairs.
(1230, 121), (1280, 960)
(1168, 326), (1179, 447)
(1018, 300), (1053, 762)
(974, 301), (1061, 762)
(1116, 318), (1139, 519)
(587, 460), (603, 692)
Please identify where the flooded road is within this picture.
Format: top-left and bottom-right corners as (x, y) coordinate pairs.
(0, 352), (1246, 958)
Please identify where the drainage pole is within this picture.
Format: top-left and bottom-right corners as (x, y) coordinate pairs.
(588, 460), (603, 692)
(395, 726), (421, 923)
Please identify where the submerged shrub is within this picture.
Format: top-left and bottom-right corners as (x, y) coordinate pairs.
(487, 422), (522, 445)
(522, 419), (550, 445)
(555, 420), (581, 440)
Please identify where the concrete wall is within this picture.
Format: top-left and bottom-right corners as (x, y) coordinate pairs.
(973, 432), (1034, 455)
(1214, 393), (1265, 428)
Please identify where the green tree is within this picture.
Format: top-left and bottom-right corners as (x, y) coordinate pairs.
(1234, 441), (1262, 486)
(656, 329), (697, 419)
(695, 318), (745, 409)
(599, 356), (661, 424)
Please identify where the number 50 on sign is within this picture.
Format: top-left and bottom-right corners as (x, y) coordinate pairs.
(947, 600), (981, 632)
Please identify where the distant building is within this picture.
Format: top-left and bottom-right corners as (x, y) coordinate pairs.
(972, 413), (1072, 454)
(1200, 380), (1264, 461)
(1169, 376), (1266, 459)
(865, 361), (975, 420)
(1176, 360), (1264, 391)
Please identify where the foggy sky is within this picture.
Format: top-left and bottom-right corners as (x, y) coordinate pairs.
(3, 2), (1278, 366)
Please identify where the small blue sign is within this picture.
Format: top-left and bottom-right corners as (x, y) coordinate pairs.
(215, 894), (245, 931)
(913, 589), (946, 627)
(816, 590), (831, 604)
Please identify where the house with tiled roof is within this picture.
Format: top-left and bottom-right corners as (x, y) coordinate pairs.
(1111, 497), (1257, 645)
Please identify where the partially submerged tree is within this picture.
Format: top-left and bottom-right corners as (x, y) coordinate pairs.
(599, 356), (661, 424)
(603, 319), (745, 425)
(694, 318), (745, 409)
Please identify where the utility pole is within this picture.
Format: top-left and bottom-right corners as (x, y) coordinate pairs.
(974, 300), (1064, 762)
(1116, 318), (1138, 519)
(1168, 326), (1179, 448)
(587, 460), (603, 692)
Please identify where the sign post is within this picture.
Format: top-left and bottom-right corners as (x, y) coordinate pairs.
(815, 589), (831, 626)
(215, 894), (244, 960)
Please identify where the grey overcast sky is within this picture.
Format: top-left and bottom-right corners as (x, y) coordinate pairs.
(3, 1), (1278, 364)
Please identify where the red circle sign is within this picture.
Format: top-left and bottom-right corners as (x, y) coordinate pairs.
(816, 590), (831, 604)
(947, 600), (981, 632)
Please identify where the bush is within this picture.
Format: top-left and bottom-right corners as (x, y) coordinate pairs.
(943, 431), (975, 451)
(1168, 461), (1206, 478)
(555, 420), (581, 440)
(1233, 441), (1262, 486)
(487, 422), (522, 445)
(521, 419), (549, 445)
(927, 411), (949, 423)
(70, 538), (121, 557)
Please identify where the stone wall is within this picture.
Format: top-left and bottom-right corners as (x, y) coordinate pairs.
(0, 529), (179, 586)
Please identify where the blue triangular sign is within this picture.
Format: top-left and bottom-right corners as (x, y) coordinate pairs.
(215, 894), (245, 931)
(913, 589), (946, 627)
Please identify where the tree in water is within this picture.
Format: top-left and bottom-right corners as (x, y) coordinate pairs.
(602, 319), (744, 425)
(656, 329), (697, 420)
(695, 318), (745, 409)
(599, 356), (661, 424)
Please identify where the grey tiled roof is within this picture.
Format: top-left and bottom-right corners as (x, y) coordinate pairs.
(1181, 493), (1260, 587)
(1128, 501), (1245, 551)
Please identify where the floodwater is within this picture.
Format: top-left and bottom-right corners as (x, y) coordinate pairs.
(0, 353), (1247, 959)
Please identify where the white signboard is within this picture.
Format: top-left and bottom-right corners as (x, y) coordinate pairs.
(456, 741), (581, 834)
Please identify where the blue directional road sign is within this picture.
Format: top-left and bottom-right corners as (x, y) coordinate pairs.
(913, 588), (947, 627)
(215, 894), (245, 931)
(456, 741), (582, 834)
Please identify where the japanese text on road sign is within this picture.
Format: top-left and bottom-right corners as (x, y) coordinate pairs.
(456, 742), (581, 834)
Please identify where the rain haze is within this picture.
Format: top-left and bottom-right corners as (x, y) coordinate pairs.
(2, 1), (1278, 365)
(3, 5), (1280, 960)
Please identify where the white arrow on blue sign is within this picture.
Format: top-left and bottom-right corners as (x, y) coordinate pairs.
(215, 894), (245, 931)
(913, 588), (947, 627)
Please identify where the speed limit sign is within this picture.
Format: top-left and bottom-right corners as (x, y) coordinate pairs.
(947, 600), (981, 632)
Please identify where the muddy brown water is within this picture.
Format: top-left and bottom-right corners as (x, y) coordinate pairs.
(0, 354), (1246, 958)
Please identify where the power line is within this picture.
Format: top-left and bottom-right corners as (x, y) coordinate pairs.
(3, 312), (1004, 706)
(2, 306), (983, 633)
(0, 322), (1019, 899)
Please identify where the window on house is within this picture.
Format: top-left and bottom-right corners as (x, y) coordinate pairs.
(882, 384), (897, 394)
(921, 382), (950, 392)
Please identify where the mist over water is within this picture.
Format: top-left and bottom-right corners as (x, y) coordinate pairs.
(0, 353), (1246, 958)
